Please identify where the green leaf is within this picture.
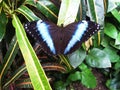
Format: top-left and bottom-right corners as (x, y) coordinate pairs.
(12, 14), (52, 90)
(36, 0), (58, 22)
(17, 5), (39, 21)
(81, 69), (96, 89)
(104, 22), (118, 39)
(67, 71), (81, 81)
(111, 8), (120, 23)
(0, 36), (19, 80)
(103, 47), (119, 62)
(86, 48), (111, 68)
(79, 63), (96, 89)
(54, 81), (66, 90)
(67, 48), (86, 68)
(0, 9), (8, 41)
(115, 32), (120, 45)
(3, 65), (26, 89)
(107, 0), (117, 12)
(101, 35), (113, 47)
(110, 41), (120, 50)
(114, 59), (120, 70)
(106, 75), (120, 90)
(57, 0), (80, 26)
(87, 0), (104, 24)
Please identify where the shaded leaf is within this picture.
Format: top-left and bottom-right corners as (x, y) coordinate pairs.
(103, 47), (119, 62)
(36, 0), (58, 22)
(106, 75), (120, 90)
(0, 36), (19, 80)
(3, 65), (26, 89)
(0, 10), (8, 41)
(67, 71), (81, 81)
(68, 48), (86, 68)
(115, 33), (120, 45)
(104, 22), (118, 39)
(111, 8), (120, 23)
(86, 48), (111, 68)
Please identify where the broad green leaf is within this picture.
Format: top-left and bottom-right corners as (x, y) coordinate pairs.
(86, 48), (111, 68)
(81, 69), (96, 89)
(17, 5), (39, 21)
(0, 10), (8, 41)
(115, 33), (120, 45)
(67, 48), (86, 68)
(106, 75), (120, 90)
(104, 22), (118, 39)
(107, 0), (117, 12)
(111, 9), (120, 23)
(101, 35), (113, 47)
(78, 63), (96, 89)
(67, 71), (81, 81)
(0, 36), (19, 80)
(57, 0), (80, 26)
(103, 47), (119, 62)
(12, 14), (51, 90)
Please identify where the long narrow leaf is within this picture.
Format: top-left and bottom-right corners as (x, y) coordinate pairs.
(0, 36), (19, 81)
(3, 65), (26, 89)
(12, 14), (52, 90)
(17, 5), (39, 21)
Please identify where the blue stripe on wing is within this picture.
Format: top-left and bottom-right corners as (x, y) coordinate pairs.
(64, 20), (88, 54)
(36, 20), (56, 54)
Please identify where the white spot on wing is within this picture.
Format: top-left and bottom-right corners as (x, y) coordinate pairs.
(37, 20), (56, 54)
(64, 20), (88, 54)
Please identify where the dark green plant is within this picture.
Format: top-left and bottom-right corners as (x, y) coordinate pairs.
(0, 0), (120, 90)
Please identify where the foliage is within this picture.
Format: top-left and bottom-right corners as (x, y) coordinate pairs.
(0, 0), (120, 90)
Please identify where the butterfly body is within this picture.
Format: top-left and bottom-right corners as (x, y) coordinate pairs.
(24, 20), (100, 55)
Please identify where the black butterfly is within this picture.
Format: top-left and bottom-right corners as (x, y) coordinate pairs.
(24, 20), (100, 55)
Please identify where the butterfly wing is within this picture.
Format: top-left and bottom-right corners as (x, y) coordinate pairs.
(24, 20), (60, 54)
(63, 20), (100, 54)
(24, 20), (100, 55)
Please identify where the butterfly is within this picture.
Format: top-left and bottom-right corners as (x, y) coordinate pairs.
(24, 20), (100, 55)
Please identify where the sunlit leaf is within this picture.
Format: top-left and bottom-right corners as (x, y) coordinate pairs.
(17, 5), (39, 21)
(57, 0), (80, 26)
(12, 14), (52, 90)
